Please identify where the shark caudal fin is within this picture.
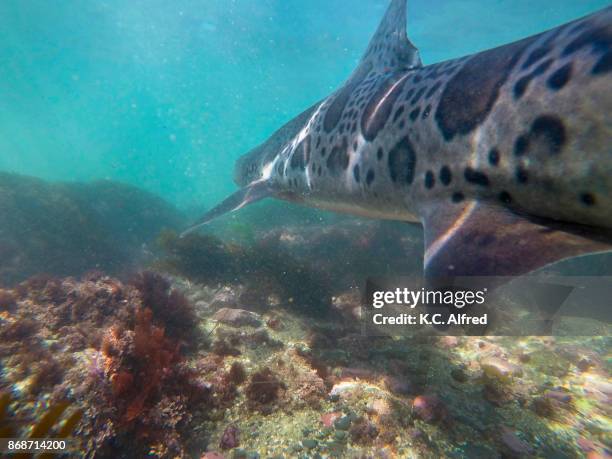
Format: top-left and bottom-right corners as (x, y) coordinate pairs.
(181, 180), (272, 237)
(422, 200), (612, 280)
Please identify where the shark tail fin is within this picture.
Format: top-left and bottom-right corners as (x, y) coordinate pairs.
(181, 180), (273, 237)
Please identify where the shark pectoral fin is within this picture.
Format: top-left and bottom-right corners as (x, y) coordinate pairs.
(181, 180), (273, 237)
(422, 200), (612, 279)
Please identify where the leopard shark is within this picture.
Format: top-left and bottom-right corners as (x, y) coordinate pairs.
(185, 0), (612, 281)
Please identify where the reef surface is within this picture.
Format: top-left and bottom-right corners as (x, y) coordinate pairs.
(0, 216), (609, 458)
(0, 172), (184, 285)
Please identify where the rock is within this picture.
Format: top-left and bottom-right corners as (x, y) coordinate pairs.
(326, 440), (345, 455)
(0, 289), (17, 310)
(248, 328), (271, 346)
(481, 357), (522, 381)
(266, 316), (282, 330)
(544, 390), (572, 404)
(583, 374), (612, 397)
(231, 449), (248, 459)
(214, 308), (262, 327)
(220, 424), (240, 450)
(412, 395), (446, 423)
(518, 353), (531, 363)
(587, 452), (608, 459)
(438, 336), (459, 348)
(454, 444), (499, 458)
(333, 415), (352, 431)
(302, 439), (318, 449)
(329, 381), (360, 399)
(212, 339), (241, 357)
(577, 357), (594, 371)
(321, 349), (349, 365)
(348, 417), (379, 445)
(245, 367), (285, 410)
(560, 346), (600, 370)
(577, 437), (599, 453)
(482, 381), (513, 406)
(339, 367), (376, 380)
(0, 172), (184, 285)
(201, 453), (225, 459)
(384, 375), (413, 395)
(211, 287), (241, 309)
(531, 396), (556, 418)
(451, 368), (468, 383)
(368, 398), (392, 417)
(499, 427), (533, 456)
(320, 412), (341, 428)
(247, 328), (283, 348)
(229, 449), (259, 459)
(583, 374), (612, 410)
(332, 292), (362, 319)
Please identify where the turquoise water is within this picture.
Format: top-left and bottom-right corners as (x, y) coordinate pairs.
(0, 3), (611, 458)
(0, 0), (609, 210)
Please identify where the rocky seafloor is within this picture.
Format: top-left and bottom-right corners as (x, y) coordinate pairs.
(0, 172), (184, 285)
(0, 173), (610, 458)
(0, 231), (610, 458)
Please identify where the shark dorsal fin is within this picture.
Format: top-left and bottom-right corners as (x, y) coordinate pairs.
(322, 0), (420, 133)
(358, 0), (421, 74)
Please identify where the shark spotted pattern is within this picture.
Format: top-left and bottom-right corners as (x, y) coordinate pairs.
(185, 0), (612, 282)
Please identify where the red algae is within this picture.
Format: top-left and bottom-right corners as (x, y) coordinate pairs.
(245, 367), (285, 412)
(131, 270), (201, 345)
(0, 289), (16, 310)
(228, 362), (247, 386)
(349, 417), (379, 445)
(103, 306), (180, 422)
(0, 271), (207, 458)
(412, 395), (447, 423)
(219, 424), (240, 450)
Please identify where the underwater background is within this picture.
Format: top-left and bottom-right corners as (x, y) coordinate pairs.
(0, 1), (611, 458)
(1, 0), (610, 210)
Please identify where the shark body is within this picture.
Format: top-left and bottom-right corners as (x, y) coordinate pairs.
(187, 1), (612, 280)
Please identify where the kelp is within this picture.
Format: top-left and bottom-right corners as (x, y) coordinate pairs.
(0, 391), (82, 459)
